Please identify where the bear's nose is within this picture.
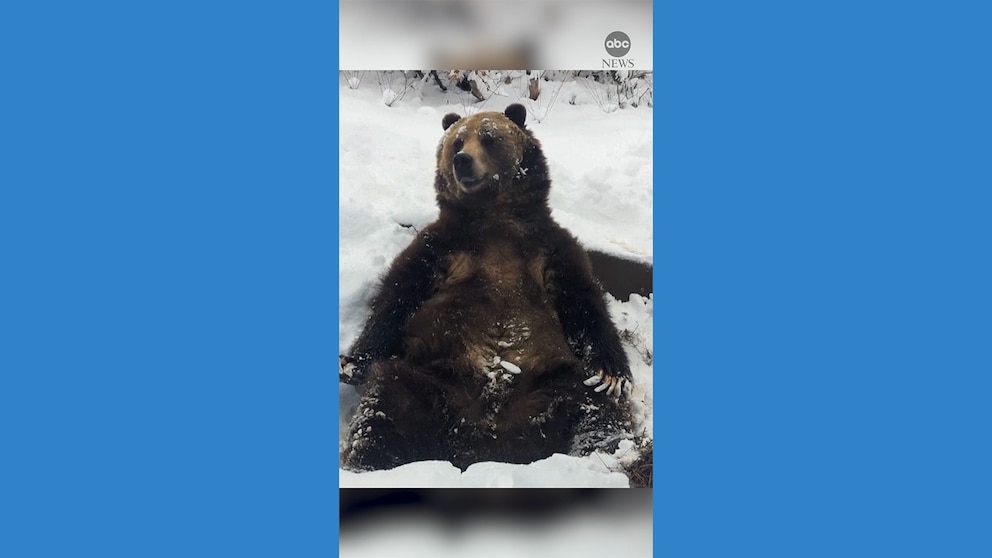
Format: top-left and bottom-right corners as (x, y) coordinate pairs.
(453, 152), (474, 175)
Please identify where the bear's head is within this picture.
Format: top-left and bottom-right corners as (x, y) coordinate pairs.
(434, 103), (550, 212)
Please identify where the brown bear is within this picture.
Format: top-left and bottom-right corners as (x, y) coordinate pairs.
(339, 103), (633, 471)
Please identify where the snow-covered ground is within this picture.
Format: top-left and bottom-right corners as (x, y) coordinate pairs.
(339, 71), (653, 487)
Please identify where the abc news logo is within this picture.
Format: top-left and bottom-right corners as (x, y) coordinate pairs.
(603, 31), (634, 69)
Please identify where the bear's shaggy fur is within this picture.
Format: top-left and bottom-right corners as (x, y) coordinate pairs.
(340, 104), (633, 471)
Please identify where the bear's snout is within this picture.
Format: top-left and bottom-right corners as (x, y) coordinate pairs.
(453, 152), (485, 192)
(453, 152), (474, 178)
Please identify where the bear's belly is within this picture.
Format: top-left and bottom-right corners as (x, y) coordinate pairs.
(402, 289), (581, 445)
(402, 282), (572, 380)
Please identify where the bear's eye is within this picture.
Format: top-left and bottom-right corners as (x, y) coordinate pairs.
(452, 138), (464, 152)
(480, 134), (494, 148)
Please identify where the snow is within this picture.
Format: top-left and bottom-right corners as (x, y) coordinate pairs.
(339, 453), (630, 489)
(499, 360), (522, 374)
(339, 71), (652, 487)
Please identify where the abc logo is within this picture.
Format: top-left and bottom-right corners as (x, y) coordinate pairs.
(605, 31), (631, 57)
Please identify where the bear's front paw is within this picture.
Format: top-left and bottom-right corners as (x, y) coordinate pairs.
(582, 368), (632, 399)
(339, 355), (369, 385)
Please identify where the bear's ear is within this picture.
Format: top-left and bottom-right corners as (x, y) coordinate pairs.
(442, 113), (462, 131)
(504, 104), (527, 128)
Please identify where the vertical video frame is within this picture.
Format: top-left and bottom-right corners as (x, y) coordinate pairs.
(339, 69), (652, 488)
(338, 63), (652, 557)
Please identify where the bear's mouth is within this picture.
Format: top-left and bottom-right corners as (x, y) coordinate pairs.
(456, 174), (488, 193)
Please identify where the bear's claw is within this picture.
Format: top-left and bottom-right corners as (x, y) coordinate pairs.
(584, 370), (630, 399)
(340, 355), (357, 380)
(583, 374), (602, 386)
(340, 354), (369, 385)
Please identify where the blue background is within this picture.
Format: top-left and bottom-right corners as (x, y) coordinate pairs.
(2, 2), (338, 556)
(3, 1), (990, 556)
(658, 2), (991, 556)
